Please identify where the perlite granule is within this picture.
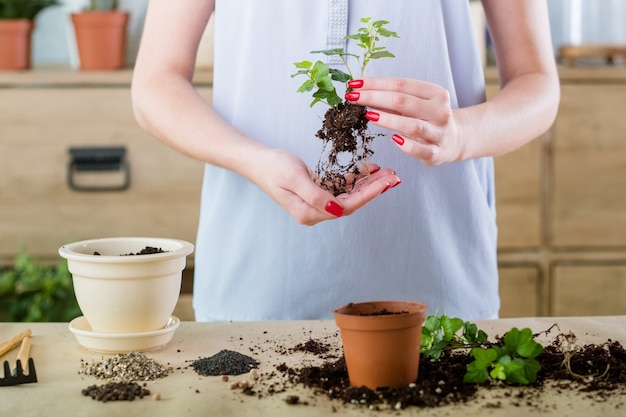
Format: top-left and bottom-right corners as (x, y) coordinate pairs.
(79, 351), (172, 383)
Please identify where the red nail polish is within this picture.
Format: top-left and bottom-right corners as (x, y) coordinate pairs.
(392, 134), (405, 146)
(347, 79), (364, 89)
(325, 201), (344, 217)
(391, 179), (402, 188)
(345, 92), (360, 101)
(369, 166), (381, 174)
(365, 111), (379, 122)
(380, 182), (392, 194)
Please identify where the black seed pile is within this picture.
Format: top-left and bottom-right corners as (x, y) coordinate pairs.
(191, 349), (259, 376)
(82, 382), (151, 402)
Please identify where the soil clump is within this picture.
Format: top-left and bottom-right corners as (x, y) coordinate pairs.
(316, 103), (376, 196)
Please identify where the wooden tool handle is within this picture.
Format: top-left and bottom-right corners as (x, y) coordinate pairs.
(16, 336), (32, 373)
(0, 329), (32, 357)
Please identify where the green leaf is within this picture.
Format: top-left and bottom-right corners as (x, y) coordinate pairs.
(523, 358), (542, 383)
(501, 357), (529, 385)
(470, 347), (498, 367)
(464, 361), (489, 384)
(310, 48), (346, 57)
(504, 327), (543, 359)
(377, 27), (400, 38)
(441, 316), (464, 341)
(316, 76), (335, 92)
(296, 80), (315, 93)
(489, 362), (508, 381)
(369, 51), (396, 60)
(329, 68), (352, 83)
(293, 60), (313, 70)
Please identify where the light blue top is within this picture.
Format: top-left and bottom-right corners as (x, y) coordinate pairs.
(193, 0), (498, 321)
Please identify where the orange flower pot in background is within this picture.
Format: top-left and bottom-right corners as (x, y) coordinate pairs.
(333, 301), (427, 390)
(0, 20), (34, 70)
(71, 10), (129, 70)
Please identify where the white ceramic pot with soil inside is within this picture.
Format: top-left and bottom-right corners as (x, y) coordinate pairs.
(59, 237), (194, 334)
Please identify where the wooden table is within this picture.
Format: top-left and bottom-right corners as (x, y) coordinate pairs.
(1, 317), (625, 416)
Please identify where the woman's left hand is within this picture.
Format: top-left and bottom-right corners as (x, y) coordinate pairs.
(345, 77), (464, 166)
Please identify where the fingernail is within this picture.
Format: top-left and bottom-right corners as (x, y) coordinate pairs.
(392, 134), (405, 146)
(369, 166), (381, 174)
(391, 179), (402, 188)
(325, 201), (344, 217)
(380, 182), (392, 194)
(345, 92), (360, 101)
(347, 79), (364, 89)
(365, 111), (379, 122)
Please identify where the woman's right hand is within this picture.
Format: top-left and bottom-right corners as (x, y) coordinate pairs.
(249, 148), (401, 226)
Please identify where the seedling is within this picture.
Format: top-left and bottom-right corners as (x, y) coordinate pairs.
(292, 17), (399, 195)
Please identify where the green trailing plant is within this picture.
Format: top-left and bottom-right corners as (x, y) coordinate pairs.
(464, 327), (544, 385)
(0, 0), (59, 20)
(421, 312), (489, 359)
(0, 250), (81, 322)
(291, 17), (399, 195)
(421, 313), (544, 386)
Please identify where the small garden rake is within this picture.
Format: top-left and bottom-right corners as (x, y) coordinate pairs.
(0, 329), (38, 386)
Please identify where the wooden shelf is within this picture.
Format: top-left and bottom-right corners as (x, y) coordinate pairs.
(0, 66), (214, 87)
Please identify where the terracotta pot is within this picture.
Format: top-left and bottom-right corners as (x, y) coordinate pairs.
(0, 20), (34, 71)
(71, 11), (129, 70)
(333, 301), (427, 390)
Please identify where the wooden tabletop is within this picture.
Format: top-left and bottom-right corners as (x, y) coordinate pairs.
(1, 316), (625, 416)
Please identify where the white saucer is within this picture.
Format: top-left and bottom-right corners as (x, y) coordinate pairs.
(68, 316), (180, 353)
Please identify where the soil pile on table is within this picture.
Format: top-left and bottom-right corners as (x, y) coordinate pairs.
(191, 349), (259, 376)
(240, 332), (626, 411)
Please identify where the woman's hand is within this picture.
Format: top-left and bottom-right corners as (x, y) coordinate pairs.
(249, 148), (401, 226)
(345, 78), (463, 166)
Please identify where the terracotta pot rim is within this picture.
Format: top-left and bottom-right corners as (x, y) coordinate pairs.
(71, 11), (129, 25)
(71, 11), (129, 16)
(0, 19), (34, 29)
(333, 300), (427, 316)
(333, 301), (427, 331)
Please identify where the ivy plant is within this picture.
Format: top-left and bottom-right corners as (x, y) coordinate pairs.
(421, 312), (489, 359)
(463, 327), (544, 385)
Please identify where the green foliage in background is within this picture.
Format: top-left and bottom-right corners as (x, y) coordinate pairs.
(87, 0), (118, 11)
(0, 250), (81, 322)
(0, 0), (59, 20)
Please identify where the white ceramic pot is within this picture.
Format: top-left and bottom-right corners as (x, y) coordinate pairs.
(59, 237), (194, 333)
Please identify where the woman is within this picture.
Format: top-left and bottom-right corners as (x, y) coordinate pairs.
(132, 1), (559, 321)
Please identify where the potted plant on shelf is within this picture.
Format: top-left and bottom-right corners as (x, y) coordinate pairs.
(70, 0), (129, 70)
(0, 0), (59, 70)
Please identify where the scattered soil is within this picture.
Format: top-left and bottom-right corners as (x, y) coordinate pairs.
(235, 328), (626, 411)
(315, 102), (377, 196)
